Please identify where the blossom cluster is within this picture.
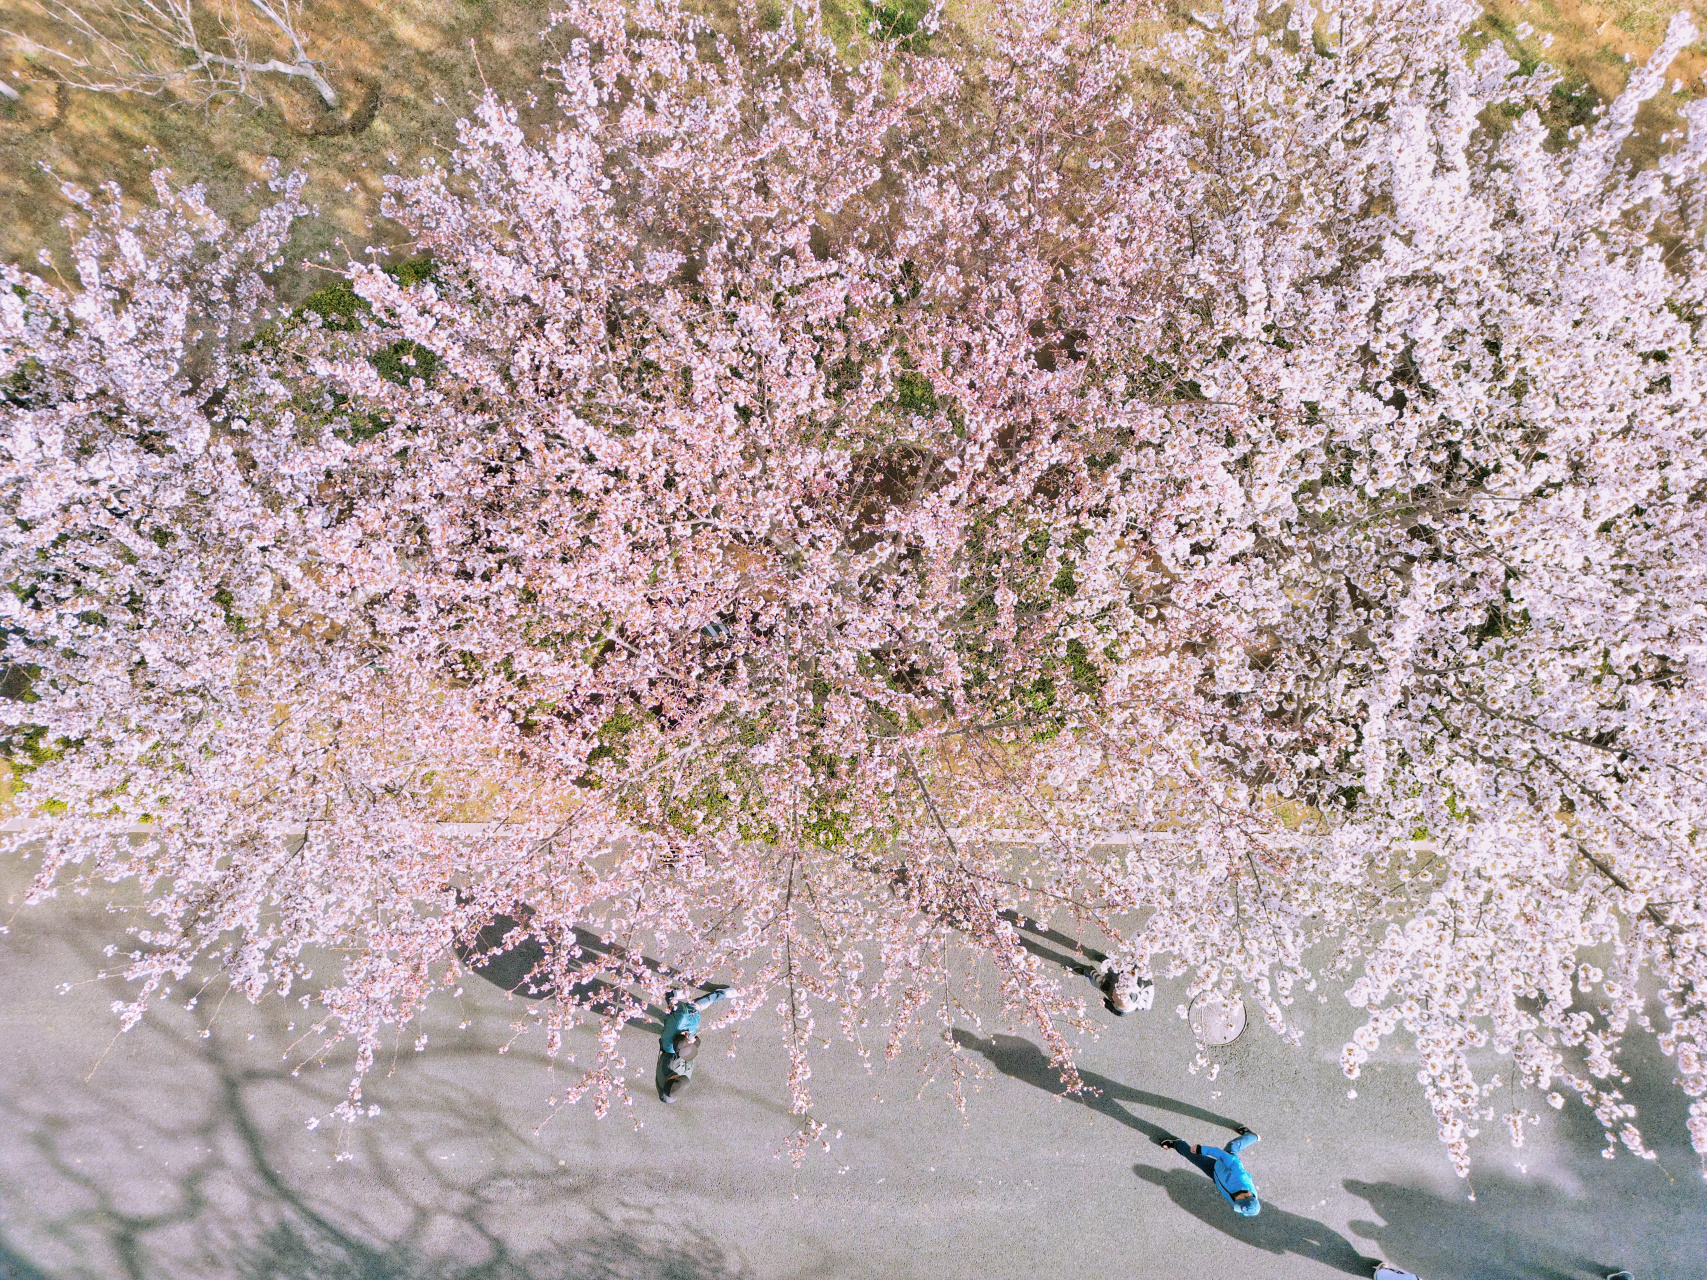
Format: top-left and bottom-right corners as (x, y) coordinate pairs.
(3, 0), (1706, 1175)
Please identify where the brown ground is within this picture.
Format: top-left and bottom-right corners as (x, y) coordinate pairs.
(1, 0), (1705, 304)
(0, 0), (567, 298)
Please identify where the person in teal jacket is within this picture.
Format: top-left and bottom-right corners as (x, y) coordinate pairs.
(1162, 1126), (1261, 1216)
(655, 988), (730, 1103)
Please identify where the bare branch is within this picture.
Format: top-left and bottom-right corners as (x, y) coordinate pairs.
(6, 0), (336, 107)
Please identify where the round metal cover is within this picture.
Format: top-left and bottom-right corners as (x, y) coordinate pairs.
(1188, 990), (1247, 1046)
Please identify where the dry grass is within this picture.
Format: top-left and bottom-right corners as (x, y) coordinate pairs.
(0, 0), (1702, 304)
(0, 0), (567, 299)
(1476, 0), (1707, 161)
(1483, 0), (1707, 99)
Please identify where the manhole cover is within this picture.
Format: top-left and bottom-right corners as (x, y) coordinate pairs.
(1188, 990), (1247, 1046)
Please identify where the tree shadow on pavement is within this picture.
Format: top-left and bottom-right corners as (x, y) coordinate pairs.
(236, 1215), (746, 1280)
(0, 1239), (50, 1280)
(951, 1030), (1242, 1145)
(1345, 1177), (1639, 1280)
(456, 911), (556, 999)
(1343, 1013), (1707, 1280)
(0, 1018), (751, 1280)
(1134, 1163), (1380, 1277)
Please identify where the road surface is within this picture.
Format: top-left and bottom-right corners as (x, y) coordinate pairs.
(1, 860), (1701, 1280)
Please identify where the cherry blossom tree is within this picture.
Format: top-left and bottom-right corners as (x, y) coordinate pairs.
(3, 0), (1706, 1177)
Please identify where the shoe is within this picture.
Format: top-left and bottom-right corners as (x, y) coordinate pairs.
(1233, 1125), (1251, 1136)
(1160, 1138), (1175, 1150)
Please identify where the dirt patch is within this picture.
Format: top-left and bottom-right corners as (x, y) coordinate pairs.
(0, 0), (566, 300)
(268, 72), (381, 137)
(1478, 0), (1707, 161)
(0, 78), (65, 136)
(0, 1), (1698, 300)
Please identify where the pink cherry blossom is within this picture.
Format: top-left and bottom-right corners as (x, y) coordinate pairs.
(4, 0), (1707, 1176)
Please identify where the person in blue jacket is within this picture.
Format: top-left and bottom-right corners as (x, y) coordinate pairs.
(655, 987), (730, 1103)
(1162, 1126), (1262, 1216)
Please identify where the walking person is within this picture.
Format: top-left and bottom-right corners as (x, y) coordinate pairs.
(1094, 957), (1154, 1015)
(655, 987), (731, 1103)
(1161, 1125), (1262, 1216)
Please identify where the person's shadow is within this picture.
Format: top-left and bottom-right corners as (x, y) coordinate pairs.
(998, 911), (1108, 976)
(950, 1029), (1241, 1146)
(455, 910), (555, 998)
(1135, 1163), (1382, 1277)
(456, 915), (671, 1034)
(954, 1031), (1379, 1278)
(1344, 1177), (1630, 1280)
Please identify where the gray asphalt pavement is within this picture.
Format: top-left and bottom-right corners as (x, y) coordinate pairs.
(1, 859), (1702, 1280)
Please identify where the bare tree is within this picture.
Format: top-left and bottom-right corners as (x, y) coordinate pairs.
(5, 0), (337, 107)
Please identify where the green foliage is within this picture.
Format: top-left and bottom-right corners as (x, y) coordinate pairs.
(1, 723), (72, 775)
(211, 586), (248, 634)
(663, 772), (737, 836)
(299, 388), (391, 443)
(1063, 638), (1102, 695)
(372, 339), (440, 388)
(288, 257), (443, 393)
(1475, 10), (1601, 146)
(273, 261), (440, 439)
(862, 0), (932, 50)
(0, 660), (37, 703)
(890, 259), (923, 306)
(387, 255), (440, 287)
(296, 279), (365, 333)
(892, 370), (938, 415)
(3, 356), (52, 411)
(803, 783), (853, 847)
(576, 708), (641, 788)
(1472, 600), (1529, 643)
(1541, 77), (1600, 141)
(825, 356), (864, 400)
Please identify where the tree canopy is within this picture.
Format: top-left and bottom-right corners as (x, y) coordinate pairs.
(4, 0), (1707, 1176)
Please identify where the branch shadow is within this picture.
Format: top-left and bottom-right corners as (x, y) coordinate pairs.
(1341, 983), (1707, 1280)
(1134, 1163), (1381, 1278)
(950, 1030), (1241, 1145)
(235, 1214), (748, 1280)
(454, 912), (555, 1000)
(0, 1239), (51, 1280)
(0, 1017), (754, 1280)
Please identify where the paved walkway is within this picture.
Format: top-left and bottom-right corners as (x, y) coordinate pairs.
(1, 862), (1701, 1280)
